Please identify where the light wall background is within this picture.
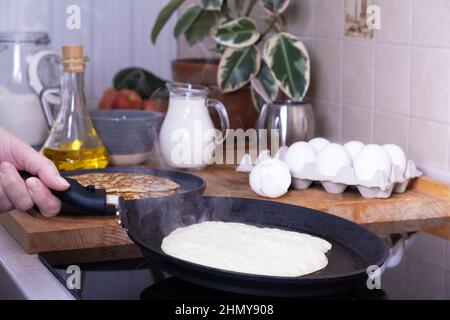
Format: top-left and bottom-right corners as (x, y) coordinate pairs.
(285, 0), (450, 182)
(285, 0), (450, 299)
(0, 0), (177, 107)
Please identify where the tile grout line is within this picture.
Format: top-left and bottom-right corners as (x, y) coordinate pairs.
(370, 35), (376, 143)
(339, 37), (344, 142)
(406, 0), (413, 159)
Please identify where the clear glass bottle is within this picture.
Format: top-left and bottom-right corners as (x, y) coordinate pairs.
(40, 45), (109, 171)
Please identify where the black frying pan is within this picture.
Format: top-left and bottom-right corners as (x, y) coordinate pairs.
(20, 170), (388, 298)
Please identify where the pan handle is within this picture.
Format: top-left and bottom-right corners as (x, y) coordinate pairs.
(19, 171), (117, 216)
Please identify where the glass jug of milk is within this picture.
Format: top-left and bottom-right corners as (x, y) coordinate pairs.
(0, 32), (59, 147)
(159, 82), (230, 170)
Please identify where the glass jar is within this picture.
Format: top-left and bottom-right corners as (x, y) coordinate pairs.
(0, 32), (57, 147)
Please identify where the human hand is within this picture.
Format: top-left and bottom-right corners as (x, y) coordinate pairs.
(0, 128), (70, 216)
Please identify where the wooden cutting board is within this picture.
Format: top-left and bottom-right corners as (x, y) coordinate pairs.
(1, 165), (450, 254)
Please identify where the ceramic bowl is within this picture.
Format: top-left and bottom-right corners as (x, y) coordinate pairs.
(90, 110), (163, 166)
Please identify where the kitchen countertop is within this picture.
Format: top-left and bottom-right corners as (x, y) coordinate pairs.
(0, 225), (73, 300)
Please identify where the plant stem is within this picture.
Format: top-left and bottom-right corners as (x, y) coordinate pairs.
(261, 19), (277, 39)
(256, 19), (277, 45)
(245, 0), (258, 16)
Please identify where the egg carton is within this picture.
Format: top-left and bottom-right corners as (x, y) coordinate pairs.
(291, 160), (422, 199)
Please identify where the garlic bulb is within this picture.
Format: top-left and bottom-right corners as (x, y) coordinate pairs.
(250, 159), (292, 198)
(257, 150), (272, 164)
(237, 154), (254, 173)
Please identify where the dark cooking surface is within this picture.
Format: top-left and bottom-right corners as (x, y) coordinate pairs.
(38, 255), (386, 300)
(124, 196), (387, 297)
(38, 232), (450, 300)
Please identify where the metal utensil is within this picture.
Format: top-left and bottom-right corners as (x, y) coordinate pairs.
(256, 100), (315, 146)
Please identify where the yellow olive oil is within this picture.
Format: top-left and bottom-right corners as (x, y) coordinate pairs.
(42, 143), (109, 171)
(40, 45), (110, 172)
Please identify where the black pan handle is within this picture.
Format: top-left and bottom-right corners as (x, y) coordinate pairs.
(19, 171), (117, 216)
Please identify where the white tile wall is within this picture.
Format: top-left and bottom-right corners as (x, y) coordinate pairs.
(374, 44), (410, 115)
(342, 40), (374, 109)
(410, 47), (450, 124)
(0, 0), (177, 107)
(412, 0), (450, 48)
(289, 0), (450, 174)
(374, 0), (412, 44)
(288, 1), (450, 294)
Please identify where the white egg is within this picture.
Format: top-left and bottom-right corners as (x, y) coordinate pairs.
(249, 159), (292, 198)
(317, 143), (352, 177)
(284, 142), (317, 174)
(344, 141), (365, 162)
(354, 144), (392, 181)
(308, 138), (330, 153)
(383, 144), (407, 174)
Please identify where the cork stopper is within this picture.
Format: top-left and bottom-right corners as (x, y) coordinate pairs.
(61, 45), (86, 73)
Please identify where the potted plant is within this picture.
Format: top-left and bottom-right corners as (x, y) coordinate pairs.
(151, 0), (310, 130)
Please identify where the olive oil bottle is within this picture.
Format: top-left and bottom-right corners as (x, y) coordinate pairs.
(40, 45), (108, 171)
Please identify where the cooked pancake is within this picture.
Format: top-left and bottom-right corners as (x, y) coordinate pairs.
(70, 172), (180, 199)
(108, 190), (177, 200)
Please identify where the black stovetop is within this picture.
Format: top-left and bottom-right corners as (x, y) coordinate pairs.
(38, 250), (386, 300)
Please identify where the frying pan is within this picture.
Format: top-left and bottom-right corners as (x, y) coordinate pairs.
(20, 170), (388, 298)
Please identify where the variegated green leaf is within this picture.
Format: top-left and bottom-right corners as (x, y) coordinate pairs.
(185, 10), (219, 45)
(259, 0), (291, 15)
(174, 5), (202, 38)
(218, 46), (261, 93)
(151, 0), (185, 44)
(264, 32), (310, 101)
(251, 60), (279, 112)
(201, 0), (223, 11)
(210, 42), (227, 54)
(214, 18), (260, 48)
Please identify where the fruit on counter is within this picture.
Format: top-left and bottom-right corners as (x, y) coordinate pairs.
(143, 99), (168, 113)
(111, 89), (143, 109)
(98, 87), (117, 109)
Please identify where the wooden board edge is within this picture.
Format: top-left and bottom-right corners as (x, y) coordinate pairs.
(0, 213), (32, 253)
(410, 177), (450, 200)
(27, 225), (133, 254)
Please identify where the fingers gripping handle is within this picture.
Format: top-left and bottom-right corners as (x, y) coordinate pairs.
(19, 171), (117, 216)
